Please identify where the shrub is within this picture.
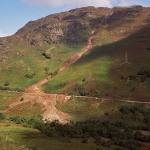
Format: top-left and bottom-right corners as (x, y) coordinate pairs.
(6, 105), (150, 149)
(42, 52), (51, 59)
(146, 48), (150, 51)
(4, 81), (9, 87)
(25, 72), (35, 79)
(8, 116), (42, 128)
(0, 113), (5, 120)
(20, 97), (24, 102)
(0, 86), (23, 92)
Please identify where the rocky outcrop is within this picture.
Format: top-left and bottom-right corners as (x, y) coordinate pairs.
(3, 6), (150, 47)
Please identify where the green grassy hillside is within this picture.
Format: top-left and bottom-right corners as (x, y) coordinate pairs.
(0, 40), (82, 91)
(0, 91), (18, 110)
(44, 25), (150, 100)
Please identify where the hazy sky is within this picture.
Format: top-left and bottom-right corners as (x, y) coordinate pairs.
(0, 0), (150, 37)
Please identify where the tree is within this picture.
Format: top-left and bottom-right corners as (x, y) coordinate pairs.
(4, 81), (9, 87)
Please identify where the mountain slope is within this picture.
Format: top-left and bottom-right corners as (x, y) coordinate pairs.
(0, 6), (150, 99)
(42, 6), (150, 100)
(0, 6), (150, 150)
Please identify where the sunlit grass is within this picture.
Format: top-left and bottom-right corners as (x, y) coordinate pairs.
(0, 43), (82, 90)
(56, 97), (129, 122)
(43, 56), (112, 93)
(0, 122), (103, 150)
(0, 91), (18, 110)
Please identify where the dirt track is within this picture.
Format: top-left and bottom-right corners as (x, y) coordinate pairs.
(2, 29), (150, 123)
(3, 31), (96, 123)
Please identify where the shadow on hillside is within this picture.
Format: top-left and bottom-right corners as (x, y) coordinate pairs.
(74, 24), (150, 65)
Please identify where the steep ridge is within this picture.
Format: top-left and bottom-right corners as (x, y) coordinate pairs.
(7, 6), (149, 47)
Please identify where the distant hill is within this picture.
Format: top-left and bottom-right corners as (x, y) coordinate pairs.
(0, 6), (150, 99)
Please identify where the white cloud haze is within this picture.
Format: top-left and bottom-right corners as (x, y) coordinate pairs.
(23, 0), (111, 7)
(0, 29), (12, 37)
(116, 0), (142, 6)
(0, 30), (6, 37)
(23, 0), (143, 8)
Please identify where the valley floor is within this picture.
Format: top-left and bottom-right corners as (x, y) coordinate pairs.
(0, 122), (101, 150)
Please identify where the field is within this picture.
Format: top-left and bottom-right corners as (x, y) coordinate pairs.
(56, 97), (130, 121)
(0, 122), (113, 150)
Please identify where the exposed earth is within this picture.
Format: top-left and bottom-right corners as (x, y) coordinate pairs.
(1, 29), (150, 123)
(1, 30), (95, 123)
